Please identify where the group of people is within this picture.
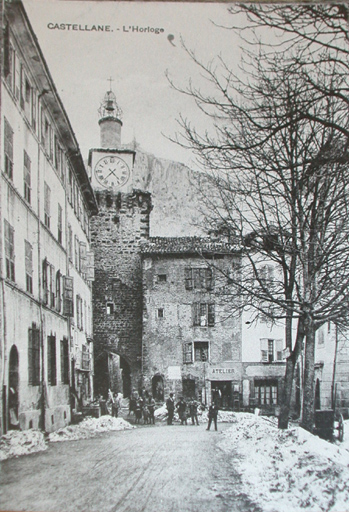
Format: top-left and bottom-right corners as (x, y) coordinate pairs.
(129, 394), (156, 424)
(166, 393), (219, 430)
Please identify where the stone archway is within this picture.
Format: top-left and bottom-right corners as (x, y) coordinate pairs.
(8, 345), (19, 430)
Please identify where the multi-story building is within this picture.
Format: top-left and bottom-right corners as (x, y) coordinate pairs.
(141, 237), (287, 413)
(0, 0), (97, 434)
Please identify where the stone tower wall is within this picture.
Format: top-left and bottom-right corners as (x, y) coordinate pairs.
(90, 189), (151, 396)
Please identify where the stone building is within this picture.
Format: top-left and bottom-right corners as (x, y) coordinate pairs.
(0, 0), (97, 434)
(141, 237), (287, 413)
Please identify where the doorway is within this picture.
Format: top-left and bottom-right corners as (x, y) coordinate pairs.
(8, 345), (19, 430)
(152, 375), (164, 401)
(211, 381), (232, 409)
(315, 378), (321, 410)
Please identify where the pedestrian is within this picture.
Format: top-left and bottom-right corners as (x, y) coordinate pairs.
(148, 395), (156, 424)
(206, 403), (219, 431)
(135, 398), (143, 424)
(166, 392), (175, 425)
(189, 398), (199, 425)
(176, 396), (187, 425)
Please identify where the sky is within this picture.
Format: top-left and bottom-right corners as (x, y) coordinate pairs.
(22, 0), (247, 169)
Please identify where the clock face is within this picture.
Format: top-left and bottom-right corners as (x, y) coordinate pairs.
(94, 155), (130, 189)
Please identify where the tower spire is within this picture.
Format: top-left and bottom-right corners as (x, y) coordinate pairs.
(98, 79), (123, 149)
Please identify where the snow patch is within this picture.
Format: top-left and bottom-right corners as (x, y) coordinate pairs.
(0, 430), (47, 461)
(48, 415), (135, 443)
(219, 414), (349, 512)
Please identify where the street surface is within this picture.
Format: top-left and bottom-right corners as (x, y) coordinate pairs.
(1, 421), (262, 512)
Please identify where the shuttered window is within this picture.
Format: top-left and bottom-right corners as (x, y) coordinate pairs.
(4, 220), (15, 281)
(4, 118), (14, 179)
(193, 303), (215, 327)
(25, 240), (33, 293)
(60, 338), (69, 384)
(183, 343), (193, 363)
(44, 182), (51, 229)
(63, 276), (74, 317)
(28, 323), (40, 385)
(57, 204), (63, 244)
(23, 151), (31, 203)
(47, 334), (56, 386)
(185, 267), (213, 290)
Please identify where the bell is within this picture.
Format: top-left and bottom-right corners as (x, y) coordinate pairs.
(105, 99), (115, 111)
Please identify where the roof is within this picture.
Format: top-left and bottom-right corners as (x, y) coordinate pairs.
(5, 0), (98, 215)
(141, 237), (240, 256)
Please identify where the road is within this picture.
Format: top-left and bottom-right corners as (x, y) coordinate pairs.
(1, 421), (262, 512)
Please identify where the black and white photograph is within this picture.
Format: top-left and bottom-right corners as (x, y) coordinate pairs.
(1, 1), (349, 511)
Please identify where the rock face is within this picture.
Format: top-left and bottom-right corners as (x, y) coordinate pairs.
(132, 149), (204, 237)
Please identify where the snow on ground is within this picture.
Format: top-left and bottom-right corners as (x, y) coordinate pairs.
(219, 413), (349, 512)
(48, 416), (135, 442)
(0, 429), (47, 461)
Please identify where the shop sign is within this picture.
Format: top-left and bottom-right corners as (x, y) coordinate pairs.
(211, 368), (235, 375)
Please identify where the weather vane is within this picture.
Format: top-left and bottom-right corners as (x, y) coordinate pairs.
(108, 76), (114, 91)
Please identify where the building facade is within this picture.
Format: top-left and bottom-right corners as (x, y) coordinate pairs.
(141, 237), (287, 413)
(1, 0), (97, 434)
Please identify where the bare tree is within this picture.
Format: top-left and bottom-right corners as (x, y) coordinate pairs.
(169, 5), (349, 430)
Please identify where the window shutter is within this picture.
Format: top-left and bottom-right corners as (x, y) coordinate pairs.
(28, 327), (33, 385)
(79, 242), (87, 274)
(86, 251), (95, 281)
(276, 339), (284, 360)
(42, 258), (48, 304)
(200, 303), (207, 326)
(208, 304), (215, 326)
(206, 268), (214, 290)
(63, 276), (74, 317)
(193, 303), (200, 326)
(260, 338), (268, 361)
(185, 268), (193, 290)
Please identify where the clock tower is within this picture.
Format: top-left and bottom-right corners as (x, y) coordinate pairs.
(88, 89), (135, 193)
(89, 87), (151, 399)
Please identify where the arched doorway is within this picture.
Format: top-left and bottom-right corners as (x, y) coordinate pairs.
(8, 345), (19, 430)
(152, 375), (164, 402)
(315, 378), (321, 410)
(120, 357), (131, 398)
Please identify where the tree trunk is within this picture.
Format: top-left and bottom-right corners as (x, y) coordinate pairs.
(301, 316), (316, 432)
(278, 317), (304, 429)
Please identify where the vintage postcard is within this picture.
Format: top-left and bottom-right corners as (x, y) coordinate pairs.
(1, 1), (349, 511)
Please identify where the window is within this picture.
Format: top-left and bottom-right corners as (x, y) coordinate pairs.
(57, 204), (63, 244)
(157, 274), (167, 283)
(183, 342), (193, 363)
(157, 308), (164, 318)
(260, 338), (283, 362)
(4, 220), (15, 281)
(56, 271), (62, 312)
(81, 345), (90, 370)
(185, 267), (213, 290)
(194, 341), (209, 362)
(49, 263), (55, 308)
(255, 379), (278, 405)
(4, 118), (14, 179)
(76, 295), (83, 330)
(60, 338), (69, 384)
(23, 151), (31, 203)
(42, 259), (48, 304)
(106, 302), (114, 315)
(31, 89), (37, 131)
(28, 323), (40, 386)
(79, 242), (87, 275)
(193, 303), (215, 327)
(47, 334), (57, 386)
(74, 235), (79, 270)
(44, 182), (51, 228)
(63, 276), (74, 317)
(318, 329), (325, 345)
(25, 240), (33, 294)
(68, 224), (73, 262)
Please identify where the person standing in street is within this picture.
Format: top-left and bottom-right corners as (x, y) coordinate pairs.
(166, 392), (175, 425)
(206, 403), (219, 431)
(189, 398), (199, 425)
(176, 397), (187, 425)
(148, 395), (156, 424)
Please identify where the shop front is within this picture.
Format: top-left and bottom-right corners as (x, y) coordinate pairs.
(208, 365), (242, 410)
